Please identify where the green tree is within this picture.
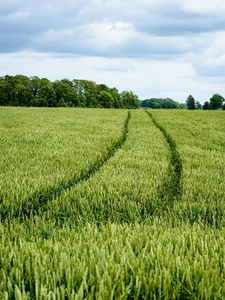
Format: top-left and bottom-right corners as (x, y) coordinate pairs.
(178, 103), (185, 109)
(142, 98), (161, 109)
(73, 80), (87, 107)
(163, 98), (179, 109)
(30, 76), (41, 97)
(98, 91), (114, 108)
(209, 94), (224, 110)
(99, 84), (110, 92)
(203, 101), (210, 110)
(12, 83), (27, 106)
(186, 95), (195, 110)
(0, 78), (9, 105)
(195, 101), (202, 110)
(54, 80), (77, 107)
(141, 98), (182, 109)
(121, 91), (140, 109)
(0, 74), (142, 109)
(109, 88), (122, 108)
(8, 75), (34, 106)
(40, 78), (57, 107)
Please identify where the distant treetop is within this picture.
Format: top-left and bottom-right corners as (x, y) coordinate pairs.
(141, 98), (185, 109)
(0, 75), (140, 109)
(203, 93), (225, 110)
(186, 95), (195, 110)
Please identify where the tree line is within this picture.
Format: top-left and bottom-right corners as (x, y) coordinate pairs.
(186, 94), (225, 110)
(141, 98), (185, 109)
(0, 75), (140, 109)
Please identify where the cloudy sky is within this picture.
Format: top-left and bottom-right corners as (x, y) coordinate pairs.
(1, 0), (225, 103)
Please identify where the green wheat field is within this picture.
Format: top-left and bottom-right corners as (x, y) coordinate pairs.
(0, 107), (225, 299)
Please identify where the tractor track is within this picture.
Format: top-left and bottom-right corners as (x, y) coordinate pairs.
(146, 111), (183, 209)
(3, 112), (131, 220)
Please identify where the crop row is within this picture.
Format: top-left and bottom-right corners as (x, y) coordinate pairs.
(0, 221), (224, 299)
(0, 107), (127, 220)
(150, 110), (225, 226)
(146, 111), (182, 207)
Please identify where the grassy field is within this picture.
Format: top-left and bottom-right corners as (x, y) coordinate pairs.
(150, 110), (225, 225)
(0, 107), (224, 299)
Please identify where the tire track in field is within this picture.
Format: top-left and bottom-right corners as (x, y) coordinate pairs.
(6, 112), (131, 219)
(146, 111), (183, 209)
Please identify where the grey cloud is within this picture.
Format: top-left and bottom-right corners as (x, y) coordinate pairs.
(195, 64), (225, 77)
(0, 1), (87, 36)
(31, 24), (194, 57)
(0, 0), (225, 63)
(193, 55), (225, 77)
(31, 18), (210, 59)
(0, 3), (81, 52)
(0, 30), (30, 52)
(188, 30), (225, 78)
(136, 16), (223, 36)
(75, 1), (225, 36)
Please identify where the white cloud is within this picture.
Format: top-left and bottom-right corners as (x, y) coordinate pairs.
(30, 19), (211, 57)
(190, 31), (225, 77)
(181, 0), (225, 14)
